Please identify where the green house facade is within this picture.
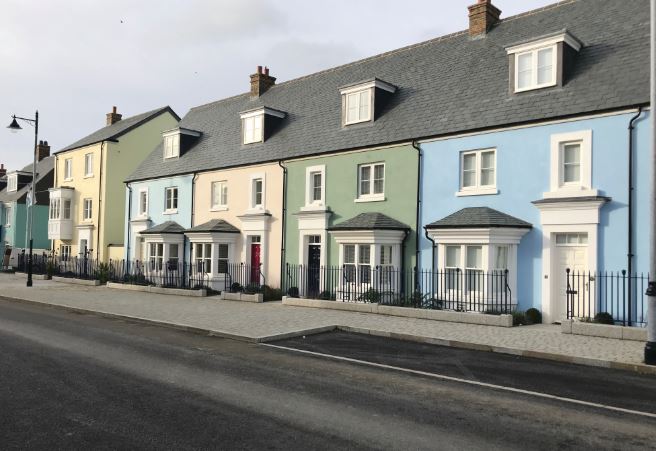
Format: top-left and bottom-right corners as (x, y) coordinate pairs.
(283, 144), (418, 297)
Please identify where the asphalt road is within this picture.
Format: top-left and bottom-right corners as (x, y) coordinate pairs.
(0, 299), (655, 450)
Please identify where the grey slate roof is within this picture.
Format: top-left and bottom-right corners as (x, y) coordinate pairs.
(329, 212), (410, 231)
(127, 0), (649, 183)
(425, 207), (532, 229)
(0, 156), (55, 203)
(186, 219), (240, 234)
(140, 221), (186, 235)
(58, 106), (180, 153)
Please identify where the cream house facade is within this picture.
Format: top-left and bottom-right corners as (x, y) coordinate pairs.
(49, 106), (179, 262)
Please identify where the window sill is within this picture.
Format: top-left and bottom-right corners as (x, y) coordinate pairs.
(163, 209), (178, 215)
(455, 187), (499, 197)
(84, 174), (94, 179)
(210, 206), (228, 212)
(63, 178), (73, 182)
(300, 204), (326, 212)
(514, 81), (557, 94)
(354, 195), (385, 203)
(542, 187), (598, 199)
(343, 117), (372, 127)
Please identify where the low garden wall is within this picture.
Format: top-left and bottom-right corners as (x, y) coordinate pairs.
(561, 319), (647, 341)
(106, 282), (207, 297)
(282, 297), (513, 327)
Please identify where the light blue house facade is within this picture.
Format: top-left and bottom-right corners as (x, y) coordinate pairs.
(125, 174), (194, 264)
(420, 110), (650, 323)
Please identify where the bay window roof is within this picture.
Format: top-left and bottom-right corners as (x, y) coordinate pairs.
(185, 219), (240, 234)
(329, 212), (410, 231)
(140, 221), (186, 235)
(425, 207), (532, 230)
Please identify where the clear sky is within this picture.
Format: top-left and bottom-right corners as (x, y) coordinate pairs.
(0, 0), (556, 170)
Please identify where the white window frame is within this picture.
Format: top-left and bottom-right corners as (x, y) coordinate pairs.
(163, 133), (180, 159)
(6, 174), (17, 192)
(242, 113), (264, 145)
(355, 162), (385, 202)
(138, 189), (149, 217)
(457, 148), (498, 197)
(545, 130), (596, 198)
(303, 165), (326, 209)
(60, 244), (71, 262)
(249, 173), (265, 210)
(148, 242), (164, 272)
(63, 199), (71, 220)
(513, 45), (557, 93)
(164, 187), (178, 213)
(82, 198), (93, 221)
(49, 198), (60, 220)
(194, 243), (213, 274)
(64, 158), (73, 181)
(84, 153), (94, 177)
(211, 181), (228, 211)
(4, 204), (12, 227)
(343, 88), (372, 125)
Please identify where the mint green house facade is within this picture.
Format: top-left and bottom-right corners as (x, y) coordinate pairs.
(284, 144), (418, 296)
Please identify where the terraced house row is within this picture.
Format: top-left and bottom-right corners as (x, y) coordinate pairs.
(1, 0), (650, 325)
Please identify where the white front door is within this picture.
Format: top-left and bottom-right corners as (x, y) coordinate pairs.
(553, 233), (589, 322)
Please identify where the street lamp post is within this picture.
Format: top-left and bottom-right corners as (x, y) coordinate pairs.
(7, 111), (39, 288)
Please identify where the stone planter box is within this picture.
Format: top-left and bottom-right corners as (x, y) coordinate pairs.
(106, 282), (206, 297)
(282, 297), (513, 327)
(561, 319), (647, 341)
(52, 276), (100, 286)
(13, 272), (50, 280)
(220, 292), (263, 303)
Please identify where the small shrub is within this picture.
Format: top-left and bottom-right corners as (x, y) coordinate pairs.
(319, 290), (333, 300)
(263, 285), (283, 302)
(358, 288), (380, 304)
(594, 312), (615, 325)
(287, 287), (300, 298)
(525, 308), (542, 325)
(244, 283), (261, 295)
(95, 263), (110, 284)
(512, 310), (526, 326)
(46, 260), (55, 278)
(230, 282), (243, 293)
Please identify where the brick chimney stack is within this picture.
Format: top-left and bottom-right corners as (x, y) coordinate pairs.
(106, 106), (122, 126)
(468, 0), (501, 37)
(250, 66), (276, 97)
(36, 140), (50, 162)
(0, 164), (6, 178)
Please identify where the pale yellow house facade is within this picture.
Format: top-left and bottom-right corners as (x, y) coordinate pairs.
(192, 162), (284, 288)
(49, 106), (179, 262)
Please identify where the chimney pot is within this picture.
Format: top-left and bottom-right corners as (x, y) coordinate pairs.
(468, 0), (501, 37)
(250, 66), (276, 97)
(35, 140), (51, 162)
(106, 106), (122, 126)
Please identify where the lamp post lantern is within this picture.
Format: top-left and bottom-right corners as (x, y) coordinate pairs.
(7, 111), (39, 287)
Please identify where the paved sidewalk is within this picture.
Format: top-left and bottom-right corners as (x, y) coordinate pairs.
(0, 273), (651, 373)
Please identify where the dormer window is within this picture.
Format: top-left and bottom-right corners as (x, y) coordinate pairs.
(240, 107), (285, 145)
(164, 133), (180, 159)
(7, 174), (17, 192)
(506, 31), (582, 94)
(162, 127), (201, 160)
(339, 79), (396, 127)
(242, 113), (263, 144)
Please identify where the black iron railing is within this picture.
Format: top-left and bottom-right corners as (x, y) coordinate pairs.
(566, 269), (650, 326)
(108, 259), (210, 290)
(283, 264), (513, 313)
(223, 262), (265, 293)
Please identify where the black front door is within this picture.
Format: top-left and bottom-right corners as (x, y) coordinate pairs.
(307, 244), (321, 297)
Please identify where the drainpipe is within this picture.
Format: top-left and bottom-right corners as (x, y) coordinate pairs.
(628, 106), (643, 326)
(425, 229), (437, 298)
(412, 140), (422, 289)
(645, 0), (656, 364)
(96, 142), (104, 261)
(189, 173), (198, 266)
(278, 160), (287, 282)
(400, 229), (410, 294)
(126, 182), (133, 265)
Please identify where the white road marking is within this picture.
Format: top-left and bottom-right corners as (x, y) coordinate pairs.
(262, 343), (656, 420)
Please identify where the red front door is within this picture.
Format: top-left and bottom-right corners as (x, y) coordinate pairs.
(250, 243), (261, 283)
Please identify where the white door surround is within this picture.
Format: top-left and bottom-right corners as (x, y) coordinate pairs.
(553, 234), (589, 321)
(534, 197), (608, 324)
